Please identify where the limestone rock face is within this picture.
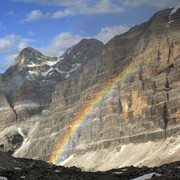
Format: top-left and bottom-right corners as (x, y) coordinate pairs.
(0, 7), (180, 170)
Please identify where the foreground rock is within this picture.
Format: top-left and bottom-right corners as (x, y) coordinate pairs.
(0, 152), (179, 180)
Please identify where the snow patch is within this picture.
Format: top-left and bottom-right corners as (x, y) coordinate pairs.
(55, 68), (65, 73)
(69, 63), (81, 73)
(21, 57), (25, 64)
(168, 20), (174, 24)
(41, 67), (53, 76)
(170, 4), (180, 15)
(74, 52), (80, 59)
(59, 154), (74, 166)
(131, 172), (161, 180)
(46, 60), (59, 66)
(55, 170), (60, 173)
(14, 167), (21, 170)
(64, 63), (81, 78)
(120, 145), (125, 152)
(113, 172), (123, 175)
(113, 168), (127, 175)
(58, 57), (64, 61)
(65, 73), (70, 79)
(17, 128), (24, 138)
(28, 70), (38, 75)
(27, 61), (38, 68)
(0, 177), (8, 180)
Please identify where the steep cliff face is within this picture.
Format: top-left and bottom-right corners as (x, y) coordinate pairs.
(0, 7), (180, 170)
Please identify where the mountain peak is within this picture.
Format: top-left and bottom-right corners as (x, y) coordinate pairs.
(14, 47), (44, 67)
(19, 47), (43, 57)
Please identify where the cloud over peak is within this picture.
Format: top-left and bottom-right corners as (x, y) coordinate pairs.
(17, 0), (124, 22)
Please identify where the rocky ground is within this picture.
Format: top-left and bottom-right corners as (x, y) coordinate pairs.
(0, 152), (180, 180)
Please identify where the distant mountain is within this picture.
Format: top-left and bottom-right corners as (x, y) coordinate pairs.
(0, 7), (180, 171)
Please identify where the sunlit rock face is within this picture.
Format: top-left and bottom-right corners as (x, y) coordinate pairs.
(0, 7), (180, 170)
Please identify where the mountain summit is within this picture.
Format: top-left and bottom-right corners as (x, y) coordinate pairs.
(15, 47), (44, 65)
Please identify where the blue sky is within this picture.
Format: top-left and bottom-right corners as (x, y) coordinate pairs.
(0, 0), (180, 73)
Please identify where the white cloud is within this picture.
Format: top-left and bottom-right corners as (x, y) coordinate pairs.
(94, 25), (129, 43)
(12, 0), (83, 6)
(18, 0), (124, 21)
(123, 0), (180, 8)
(0, 34), (32, 53)
(52, 9), (75, 18)
(52, 0), (124, 18)
(40, 24), (129, 57)
(90, 0), (123, 14)
(20, 10), (49, 23)
(41, 32), (83, 57)
(0, 35), (35, 70)
(4, 53), (18, 67)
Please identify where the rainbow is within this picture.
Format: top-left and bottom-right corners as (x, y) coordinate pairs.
(48, 58), (144, 164)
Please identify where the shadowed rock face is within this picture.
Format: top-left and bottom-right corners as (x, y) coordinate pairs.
(0, 7), (180, 170)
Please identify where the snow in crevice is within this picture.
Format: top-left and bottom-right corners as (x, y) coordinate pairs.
(69, 63), (81, 73)
(21, 57), (25, 64)
(76, 52), (80, 56)
(74, 52), (80, 59)
(64, 63), (81, 79)
(168, 20), (174, 24)
(131, 172), (162, 180)
(17, 128), (24, 138)
(58, 57), (64, 61)
(27, 61), (38, 68)
(16, 127), (28, 154)
(41, 67), (53, 76)
(65, 73), (71, 79)
(28, 70), (39, 75)
(45, 60), (59, 66)
(59, 154), (74, 166)
(113, 168), (127, 175)
(36, 57), (42, 61)
(14, 122), (39, 156)
(55, 68), (65, 73)
(170, 4), (180, 15)
(113, 172), (123, 175)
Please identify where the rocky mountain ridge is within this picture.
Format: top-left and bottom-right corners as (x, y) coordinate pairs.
(0, 7), (180, 171)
